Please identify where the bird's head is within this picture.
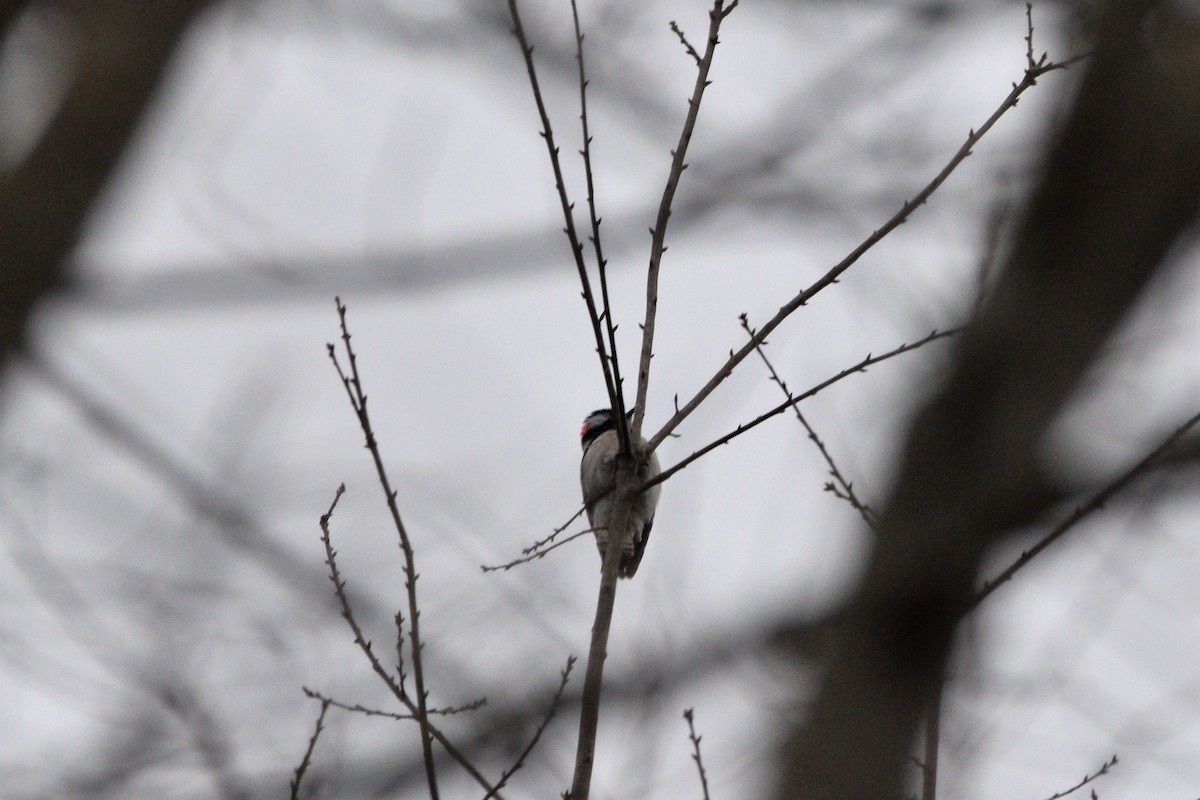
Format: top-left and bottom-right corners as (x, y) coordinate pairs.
(580, 408), (614, 452)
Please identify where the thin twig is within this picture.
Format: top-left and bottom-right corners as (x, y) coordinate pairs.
(482, 528), (597, 573)
(394, 611), (409, 691)
(485, 656), (577, 800)
(505, 0), (623, 435)
(329, 299), (441, 800)
(643, 45), (1072, 456)
(290, 696), (331, 800)
(303, 687), (486, 720)
(969, 410), (1200, 612)
(739, 313), (878, 528)
(669, 21), (701, 65)
(1024, 2), (1039, 71)
(1039, 755), (1118, 800)
(633, 0), (739, 440)
(683, 708), (713, 800)
(645, 328), (960, 491)
(317, 448), (504, 800)
(525, 505), (588, 556)
(318, 485), (408, 703)
(570, 0), (630, 451)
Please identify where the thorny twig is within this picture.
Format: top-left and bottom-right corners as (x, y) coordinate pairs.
(481, 528), (597, 573)
(302, 687), (486, 720)
(505, 0), (625, 445)
(642, 38), (1073, 457)
(683, 708), (713, 800)
(524, 505), (588, 556)
(318, 482), (503, 798)
(645, 328), (960, 491)
(970, 410), (1200, 612)
(739, 313), (878, 529)
(1039, 754), (1118, 800)
(633, 0), (739, 439)
(484, 657), (577, 800)
(669, 21), (701, 65)
(571, 0), (630, 450)
(323, 305), (507, 798)
(328, 300), (441, 799)
(290, 696), (330, 800)
(479, 503), (593, 572)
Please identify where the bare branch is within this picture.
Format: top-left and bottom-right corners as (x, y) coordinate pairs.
(481, 528), (597, 573)
(740, 314), (878, 528)
(644, 45), (1071, 455)
(328, 299), (441, 799)
(317, 412), (504, 800)
(646, 328), (960, 491)
(969, 409), (1200, 612)
(526, 505), (588, 556)
(290, 696), (331, 800)
(317, 484), (408, 702)
(505, 0), (623, 430)
(485, 656), (576, 800)
(570, 0), (630, 451)
(568, 460), (639, 800)
(481, 503), (598, 572)
(683, 709), (713, 800)
(669, 21), (702, 66)
(1039, 754), (1118, 800)
(633, 0), (739, 439)
(302, 687), (486, 720)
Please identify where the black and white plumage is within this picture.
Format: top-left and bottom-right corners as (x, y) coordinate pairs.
(579, 408), (662, 579)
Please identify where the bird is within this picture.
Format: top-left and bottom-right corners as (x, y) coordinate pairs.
(579, 408), (662, 578)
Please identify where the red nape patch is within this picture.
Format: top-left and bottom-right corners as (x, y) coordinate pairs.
(580, 421), (590, 437)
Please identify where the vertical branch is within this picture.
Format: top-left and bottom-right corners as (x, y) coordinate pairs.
(683, 708), (713, 800)
(329, 300), (440, 800)
(568, 461), (638, 800)
(632, 0), (738, 439)
(505, 0), (623, 432)
(570, 0), (629, 452)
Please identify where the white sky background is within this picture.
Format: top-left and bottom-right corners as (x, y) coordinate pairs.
(3, 0), (1200, 798)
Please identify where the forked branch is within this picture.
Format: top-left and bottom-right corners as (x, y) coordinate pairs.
(633, 0), (739, 439)
(328, 301), (441, 799)
(323, 302), (507, 799)
(570, 0), (630, 449)
(646, 328), (960, 491)
(741, 313), (878, 528)
(643, 40), (1073, 455)
(505, 0), (626, 447)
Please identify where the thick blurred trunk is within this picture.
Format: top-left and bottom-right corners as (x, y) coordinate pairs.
(0, 0), (212, 367)
(776, 1), (1200, 797)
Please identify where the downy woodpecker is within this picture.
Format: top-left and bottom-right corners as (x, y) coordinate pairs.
(579, 408), (662, 578)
